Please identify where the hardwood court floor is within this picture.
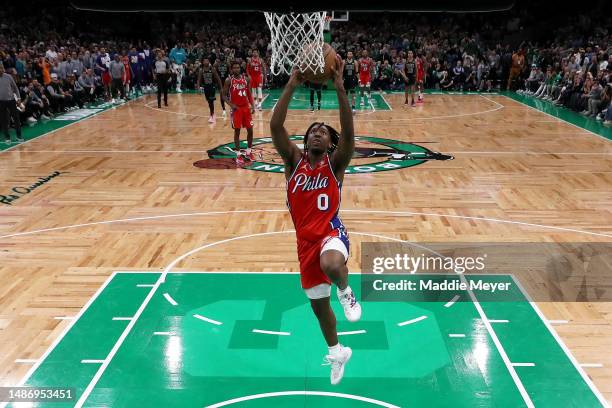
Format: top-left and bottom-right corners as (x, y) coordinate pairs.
(0, 91), (610, 406)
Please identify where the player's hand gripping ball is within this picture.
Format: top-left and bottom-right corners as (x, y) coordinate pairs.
(300, 43), (339, 84)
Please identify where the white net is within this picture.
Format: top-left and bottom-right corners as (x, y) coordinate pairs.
(264, 11), (327, 76)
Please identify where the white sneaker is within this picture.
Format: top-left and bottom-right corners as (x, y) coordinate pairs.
(27, 117), (37, 125)
(208, 115), (215, 123)
(337, 286), (361, 322)
(40, 114), (50, 120)
(176, 88), (182, 93)
(323, 346), (352, 385)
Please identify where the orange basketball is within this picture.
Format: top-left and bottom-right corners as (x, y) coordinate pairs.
(301, 43), (338, 84)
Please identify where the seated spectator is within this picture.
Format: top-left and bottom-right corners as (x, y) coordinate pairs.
(78, 69), (97, 103)
(440, 70), (454, 89)
(519, 64), (542, 94)
(549, 69), (568, 101)
(429, 62), (443, 89)
(463, 66), (477, 91)
(31, 80), (52, 118)
(451, 60), (464, 90)
(22, 82), (46, 123)
(586, 55), (598, 78)
(583, 80), (602, 117)
(534, 67), (552, 98)
(66, 74), (85, 108)
(46, 73), (71, 113)
(564, 72), (588, 111)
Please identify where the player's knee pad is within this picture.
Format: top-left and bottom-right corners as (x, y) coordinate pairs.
(305, 283), (331, 300)
(321, 237), (349, 262)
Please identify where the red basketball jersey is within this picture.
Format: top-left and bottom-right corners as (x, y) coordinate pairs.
(248, 58), (263, 77)
(416, 58), (425, 76)
(229, 75), (251, 107)
(359, 58), (372, 74)
(287, 154), (343, 242)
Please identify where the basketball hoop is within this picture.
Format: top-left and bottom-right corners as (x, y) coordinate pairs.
(264, 11), (327, 76)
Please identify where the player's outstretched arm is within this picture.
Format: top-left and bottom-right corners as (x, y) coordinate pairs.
(270, 69), (303, 174)
(330, 56), (355, 174)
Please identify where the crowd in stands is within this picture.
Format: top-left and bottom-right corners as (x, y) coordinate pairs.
(516, 51), (611, 122)
(0, 0), (610, 139)
(327, 12), (610, 122)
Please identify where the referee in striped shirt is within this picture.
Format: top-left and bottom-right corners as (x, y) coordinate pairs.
(154, 51), (170, 108)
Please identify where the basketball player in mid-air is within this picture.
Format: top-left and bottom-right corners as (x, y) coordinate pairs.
(343, 51), (358, 113)
(270, 55), (361, 385)
(224, 62), (255, 166)
(196, 57), (223, 123)
(246, 49), (266, 111)
(358, 50), (373, 108)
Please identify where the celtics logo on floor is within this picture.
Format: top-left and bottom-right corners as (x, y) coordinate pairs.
(199, 135), (453, 173)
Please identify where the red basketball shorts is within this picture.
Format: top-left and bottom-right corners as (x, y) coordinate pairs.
(296, 228), (350, 294)
(102, 71), (111, 86)
(359, 73), (371, 87)
(250, 74), (263, 88)
(231, 105), (253, 129)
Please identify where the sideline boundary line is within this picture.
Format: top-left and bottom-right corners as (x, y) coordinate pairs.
(0, 95), (146, 155)
(0, 272), (118, 408)
(500, 95), (610, 143)
(511, 275), (609, 407)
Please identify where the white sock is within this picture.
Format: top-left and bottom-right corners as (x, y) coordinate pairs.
(246, 148), (251, 155)
(328, 343), (342, 355)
